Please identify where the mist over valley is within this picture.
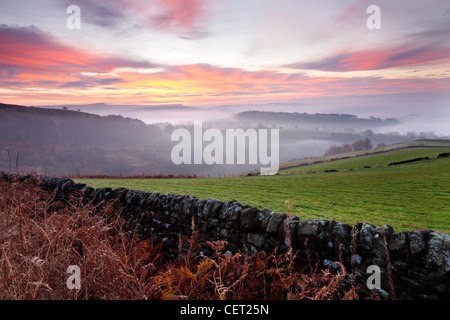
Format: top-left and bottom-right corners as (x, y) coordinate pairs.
(2, 96), (447, 177)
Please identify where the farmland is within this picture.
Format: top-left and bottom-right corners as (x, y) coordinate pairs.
(76, 146), (450, 234)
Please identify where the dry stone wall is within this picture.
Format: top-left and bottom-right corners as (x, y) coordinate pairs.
(4, 172), (448, 300)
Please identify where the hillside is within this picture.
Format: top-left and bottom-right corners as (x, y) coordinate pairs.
(235, 110), (399, 130)
(278, 139), (450, 173)
(0, 103), (153, 145)
(281, 147), (449, 175)
(0, 102), (444, 177)
(0, 103), (169, 176)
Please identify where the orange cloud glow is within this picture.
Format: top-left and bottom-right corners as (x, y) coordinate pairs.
(287, 45), (450, 72)
(1, 25), (449, 107)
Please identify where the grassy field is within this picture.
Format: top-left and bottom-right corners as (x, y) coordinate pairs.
(281, 147), (450, 174)
(76, 147), (450, 234)
(278, 139), (450, 171)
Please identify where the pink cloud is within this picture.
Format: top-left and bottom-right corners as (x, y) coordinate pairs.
(0, 25), (157, 85)
(1, 26), (448, 106)
(59, 0), (208, 37)
(147, 0), (209, 37)
(287, 45), (450, 72)
(159, 0), (205, 28)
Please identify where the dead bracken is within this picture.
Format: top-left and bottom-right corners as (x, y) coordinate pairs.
(0, 174), (374, 300)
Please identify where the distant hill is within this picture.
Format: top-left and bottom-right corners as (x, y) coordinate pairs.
(235, 110), (399, 130)
(35, 103), (198, 125)
(0, 103), (153, 146)
(0, 102), (440, 177)
(37, 102), (192, 114)
(0, 103), (171, 176)
(0, 103), (261, 177)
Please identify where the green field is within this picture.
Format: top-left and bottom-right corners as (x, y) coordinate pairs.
(76, 147), (450, 234)
(278, 139), (450, 171)
(281, 147), (450, 174)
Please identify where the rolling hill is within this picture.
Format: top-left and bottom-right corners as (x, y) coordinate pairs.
(0, 103), (168, 176)
(278, 139), (450, 173)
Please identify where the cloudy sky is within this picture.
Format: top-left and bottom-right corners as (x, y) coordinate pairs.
(0, 0), (449, 126)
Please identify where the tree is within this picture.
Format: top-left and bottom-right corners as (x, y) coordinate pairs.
(364, 138), (373, 150)
(324, 145), (341, 156)
(342, 143), (353, 153)
(364, 129), (374, 137)
(324, 143), (354, 156)
(352, 138), (372, 151)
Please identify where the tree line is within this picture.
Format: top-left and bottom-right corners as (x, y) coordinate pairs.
(323, 138), (385, 156)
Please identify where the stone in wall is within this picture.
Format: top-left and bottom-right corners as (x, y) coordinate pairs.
(389, 232), (410, 263)
(331, 222), (353, 259)
(426, 232), (450, 275)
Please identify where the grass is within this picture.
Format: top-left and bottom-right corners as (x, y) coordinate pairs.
(281, 147), (450, 174)
(76, 147), (450, 234)
(278, 140), (450, 171)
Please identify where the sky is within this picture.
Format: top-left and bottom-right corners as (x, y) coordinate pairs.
(0, 0), (449, 130)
